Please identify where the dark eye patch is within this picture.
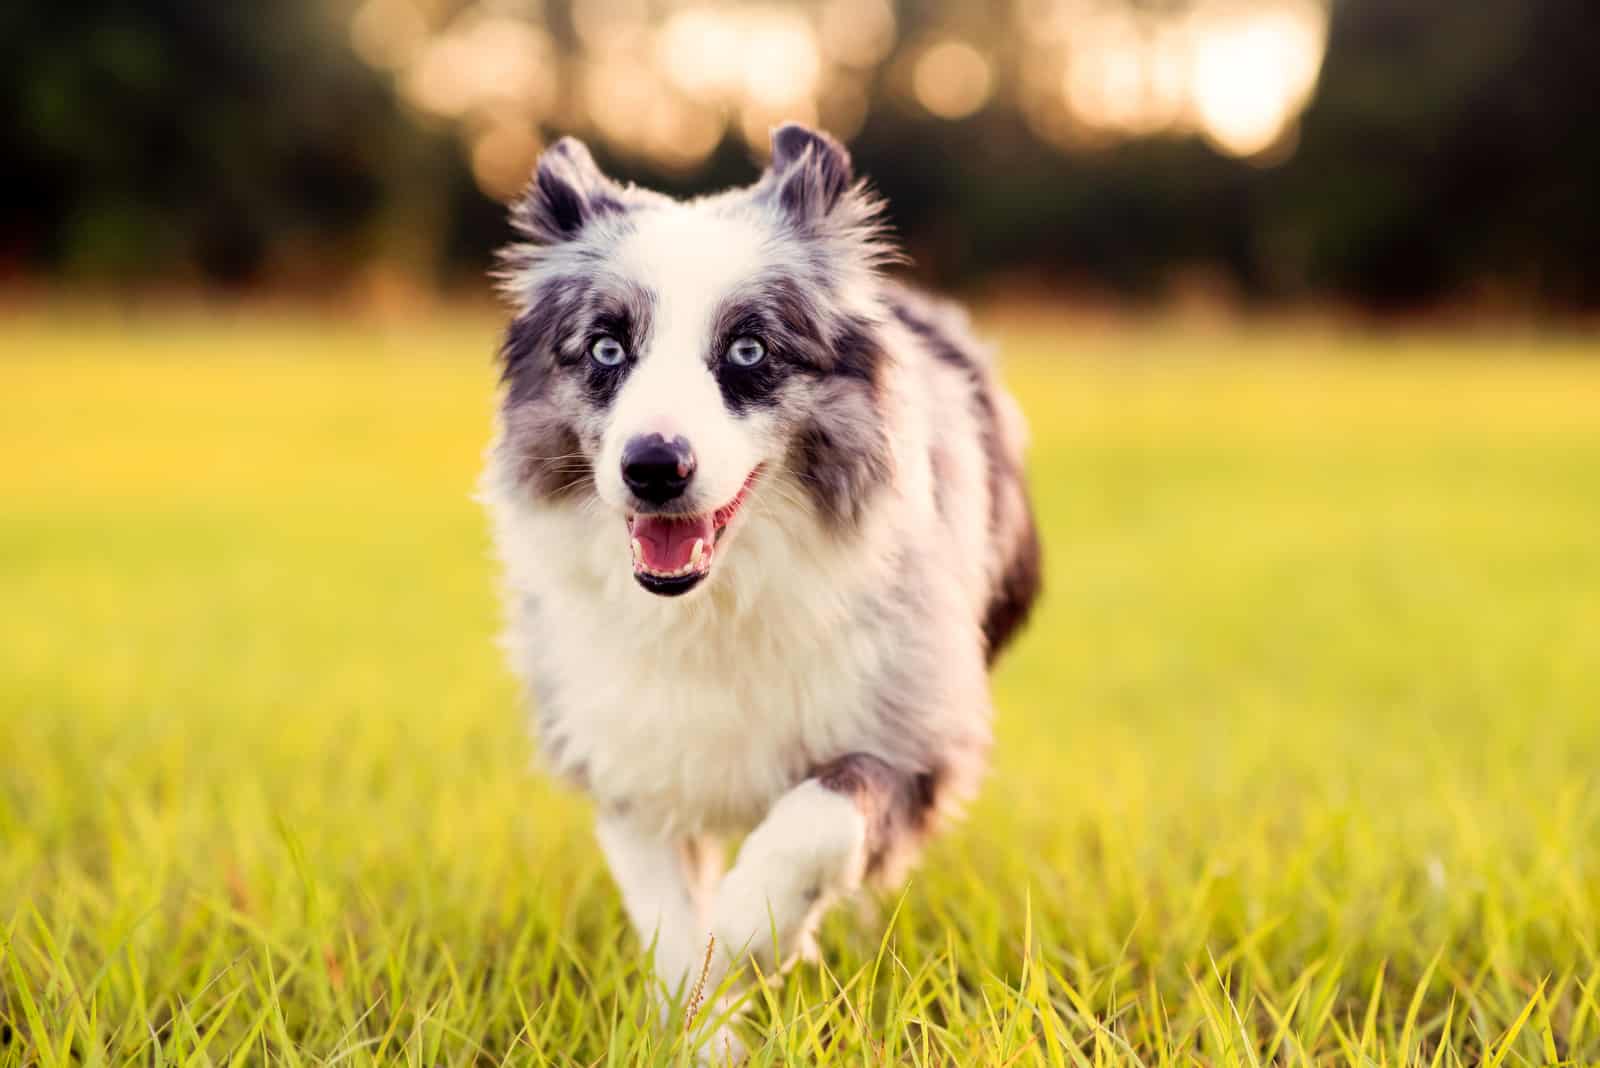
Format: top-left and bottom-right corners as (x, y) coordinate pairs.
(716, 353), (788, 413)
(566, 308), (622, 403)
(711, 307), (794, 414)
(709, 278), (836, 414)
(526, 279), (652, 408)
(709, 276), (890, 415)
(580, 355), (630, 406)
(501, 273), (591, 403)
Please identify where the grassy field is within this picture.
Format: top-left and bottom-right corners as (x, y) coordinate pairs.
(3, 309), (1599, 1066)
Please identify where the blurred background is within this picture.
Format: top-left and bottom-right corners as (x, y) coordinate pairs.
(5, 0), (1598, 314)
(5, 5), (1600, 1061)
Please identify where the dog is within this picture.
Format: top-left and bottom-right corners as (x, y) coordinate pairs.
(483, 124), (1040, 1051)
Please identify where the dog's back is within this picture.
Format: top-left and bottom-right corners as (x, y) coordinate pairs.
(882, 280), (1041, 664)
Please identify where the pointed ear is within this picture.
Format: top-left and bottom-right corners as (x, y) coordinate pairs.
(511, 137), (626, 245)
(765, 123), (854, 225)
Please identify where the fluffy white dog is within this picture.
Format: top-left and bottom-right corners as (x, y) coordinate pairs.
(483, 124), (1040, 1054)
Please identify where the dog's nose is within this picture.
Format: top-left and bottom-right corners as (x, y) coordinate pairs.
(621, 434), (696, 505)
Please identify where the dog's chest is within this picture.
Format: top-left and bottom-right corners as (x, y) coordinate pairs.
(519, 559), (887, 835)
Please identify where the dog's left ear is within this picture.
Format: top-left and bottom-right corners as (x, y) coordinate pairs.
(763, 123), (854, 226)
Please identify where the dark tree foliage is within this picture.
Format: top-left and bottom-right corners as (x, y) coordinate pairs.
(1263, 0), (1600, 308)
(3, 0), (1597, 310)
(0, 1), (469, 284)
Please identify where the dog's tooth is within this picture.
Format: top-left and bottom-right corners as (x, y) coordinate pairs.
(690, 538), (704, 568)
(631, 538), (643, 567)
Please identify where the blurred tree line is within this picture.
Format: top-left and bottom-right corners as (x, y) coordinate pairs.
(4, 0), (1597, 311)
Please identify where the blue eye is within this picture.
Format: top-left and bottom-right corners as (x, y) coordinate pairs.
(727, 337), (766, 367)
(590, 336), (626, 367)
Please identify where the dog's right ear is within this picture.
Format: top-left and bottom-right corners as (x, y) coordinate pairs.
(763, 123), (853, 227)
(511, 137), (626, 245)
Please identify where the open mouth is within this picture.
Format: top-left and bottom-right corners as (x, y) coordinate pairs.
(627, 469), (761, 596)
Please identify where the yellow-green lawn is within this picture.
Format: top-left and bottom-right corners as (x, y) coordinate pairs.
(2, 309), (1598, 1065)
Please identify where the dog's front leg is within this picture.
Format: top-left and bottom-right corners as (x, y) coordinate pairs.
(709, 754), (927, 981)
(596, 813), (722, 996)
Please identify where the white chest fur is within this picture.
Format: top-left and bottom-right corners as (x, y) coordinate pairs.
(492, 486), (901, 836)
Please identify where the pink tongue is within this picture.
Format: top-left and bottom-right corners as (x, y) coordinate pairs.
(630, 513), (714, 572)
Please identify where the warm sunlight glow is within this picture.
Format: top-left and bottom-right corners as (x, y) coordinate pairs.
(913, 40), (994, 121)
(570, 0), (650, 50)
(818, 0), (896, 68)
(657, 8), (746, 99)
(471, 123), (542, 201)
(349, 0), (428, 71)
(1063, 15), (1171, 135)
(1035, 0), (1327, 159)
(403, 16), (556, 121)
(655, 7), (821, 109)
(352, 0), (1330, 174)
(739, 11), (823, 109)
(1189, 1), (1327, 157)
(653, 6), (821, 151)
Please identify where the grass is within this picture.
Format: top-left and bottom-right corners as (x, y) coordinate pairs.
(2, 307), (1598, 1066)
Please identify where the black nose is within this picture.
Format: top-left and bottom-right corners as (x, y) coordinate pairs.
(621, 434), (696, 505)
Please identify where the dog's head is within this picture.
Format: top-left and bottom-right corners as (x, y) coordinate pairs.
(495, 124), (897, 598)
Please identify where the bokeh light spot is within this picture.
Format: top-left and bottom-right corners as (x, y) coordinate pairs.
(912, 40), (994, 120)
(471, 123), (543, 201)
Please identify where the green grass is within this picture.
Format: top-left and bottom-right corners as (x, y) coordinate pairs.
(3, 308), (1598, 1066)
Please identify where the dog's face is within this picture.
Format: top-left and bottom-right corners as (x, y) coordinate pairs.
(496, 125), (895, 598)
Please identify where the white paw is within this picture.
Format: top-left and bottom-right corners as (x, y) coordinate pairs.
(710, 782), (867, 976)
(711, 859), (773, 954)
